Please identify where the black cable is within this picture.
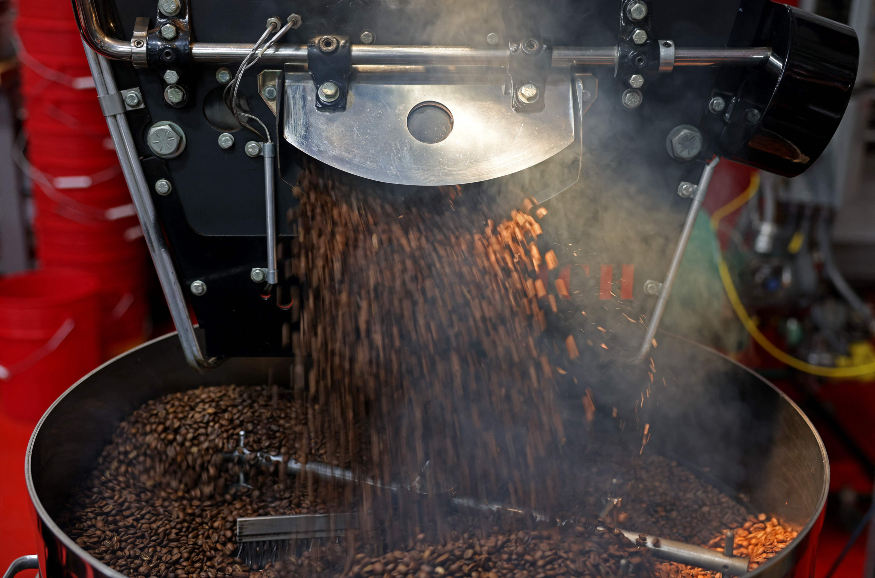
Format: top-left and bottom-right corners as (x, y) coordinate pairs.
(822, 502), (875, 578)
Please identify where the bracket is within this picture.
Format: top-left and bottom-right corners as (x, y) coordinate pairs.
(308, 35), (351, 111)
(508, 37), (551, 113)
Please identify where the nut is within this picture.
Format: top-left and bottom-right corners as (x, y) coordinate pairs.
(709, 96), (726, 114)
(190, 280), (207, 296)
(218, 133), (235, 150)
(622, 89), (643, 109)
(745, 108), (762, 124)
(216, 67), (232, 84)
(318, 36), (339, 53)
(251, 268), (266, 283)
(581, 89), (592, 102)
(147, 124), (182, 156)
(164, 85), (185, 105)
(629, 74), (644, 89)
(154, 179), (172, 196)
(517, 83), (539, 104)
(262, 85), (277, 101)
(123, 91), (142, 107)
(677, 182), (697, 198)
(318, 82), (340, 103)
(360, 30), (375, 44)
(667, 125), (703, 161)
(160, 23), (177, 40)
(163, 69), (180, 84)
(287, 14), (302, 29)
(158, 0), (180, 17)
(245, 141), (262, 157)
(626, 1), (648, 21)
(643, 280), (661, 296)
(632, 29), (648, 45)
(486, 32), (499, 46)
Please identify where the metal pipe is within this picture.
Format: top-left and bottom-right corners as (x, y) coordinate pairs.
(73, 0), (131, 60)
(633, 157), (721, 364)
(612, 528), (750, 576)
(82, 41), (221, 372)
(673, 47), (772, 66)
(263, 143), (278, 285)
(2, 556), (39, 578)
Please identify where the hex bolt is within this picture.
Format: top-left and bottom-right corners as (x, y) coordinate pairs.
(147, 124), (182, 156)
(164, 85), (185, 105)
(746, 108), (762, 124)
(160, 23), (177, 40)
(158, 0), (180, 17)
(216, 67), (232, 84)
(262, 85), (277, 101)
(123, 91), (142, 107)
(154, 179), (172, 196)
(581, 89), (592, 102)
(622, 89), (643, 109)
(667, 125), (703, 161)
(626, 1), (648, 21)
(163, 69), (180, 84)
(517, 83), (539, 104)
(486, 32), (499, 46)
(218, 133), (235, 150)
(360, 30), (375, 44)
(632, 29), (648, 45)
(677, 182), (697, 198)
(190, 280), (207, 297)
(629, 74), (644, 89)
(709, 96), (726, 114)
(251, 268), (266, 283)
(287, 14), (302, 28)
(643, 280), (662, 296)
(318, 81), (340, 103)
(245, 141), (263, 157)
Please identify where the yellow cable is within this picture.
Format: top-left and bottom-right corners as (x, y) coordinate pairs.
(712, 173), (875, 378)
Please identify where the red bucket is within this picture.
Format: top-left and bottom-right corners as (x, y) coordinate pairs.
(20, 62), (95, 99)
(15, 0), (76, 20)
(31, 178), (132, 213)
(24, 98), (107, 133)
(15, 17), (87, 60)
(0, 269), (101, 422)
(26, 129), (117, 162)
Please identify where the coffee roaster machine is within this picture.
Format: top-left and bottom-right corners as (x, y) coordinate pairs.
(8, 0), (864, 577)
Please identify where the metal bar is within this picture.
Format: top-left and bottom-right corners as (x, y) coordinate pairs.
(82, 42), (221, 372)
(237, 513), (358, 542)
(673, 47), (772, 66)
(263, 143), (277, 285)
(633, 157), (720, 364)
(2, 556), (39, 578)
(74, 0), (131, 60)
(612, 528), (750, 575)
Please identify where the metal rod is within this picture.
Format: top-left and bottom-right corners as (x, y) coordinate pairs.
(82, 41), (221, 372)
(673, 47), (773, 66)
(611, 528), (750, 576)
(263, 143), (278, 285)
(633, 157), (721, 364)
(2, 556), (39, 578)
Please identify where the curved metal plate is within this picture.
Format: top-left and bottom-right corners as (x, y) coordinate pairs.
(283, 69), (574, 186)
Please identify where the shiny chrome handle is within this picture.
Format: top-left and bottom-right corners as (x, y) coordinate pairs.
(3, 556), (39, 578)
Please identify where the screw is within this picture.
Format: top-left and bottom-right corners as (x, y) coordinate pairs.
(163, 69), (180, 84)
(262, 85), (277, 101)
(245, 141), (262, 157)
(626, 1), (648, 21)
(632, 29), (648, 45)
(164, 85), (185, 105)
(745, 108), (762, 124)
(154, 179), (172, 195)
(517, 83), (539, 104)
(486, 32), (499, 46)
(287, 14), (302, 28)
(643, 280), (661, 296)
(250, 268), (266, 283)
(190, 280), (207, 296)
(622, 89), (643, 109)
(160, 23), (177, 40)
(629, 74), (644, 89)
(318, 36), (339, 53)
(123, 91), (142, 107)
(360, 30), (375, 44)
(318, 81), (340, 103)
(677, 182), (697, 198)
(158, 0), (180, 17)
(216, 67), (232, 84)
(581, 89), (592, 102)
(667, 125), (703, 161)
(147, 124), (182, 156)
(218, 133), (234, 150)
(709, 96), (726, 114)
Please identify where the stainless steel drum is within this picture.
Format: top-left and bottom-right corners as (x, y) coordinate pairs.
(18, 331), (827, 578)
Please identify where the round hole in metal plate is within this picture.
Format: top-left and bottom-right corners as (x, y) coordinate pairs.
(407, 101), (454, 144)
